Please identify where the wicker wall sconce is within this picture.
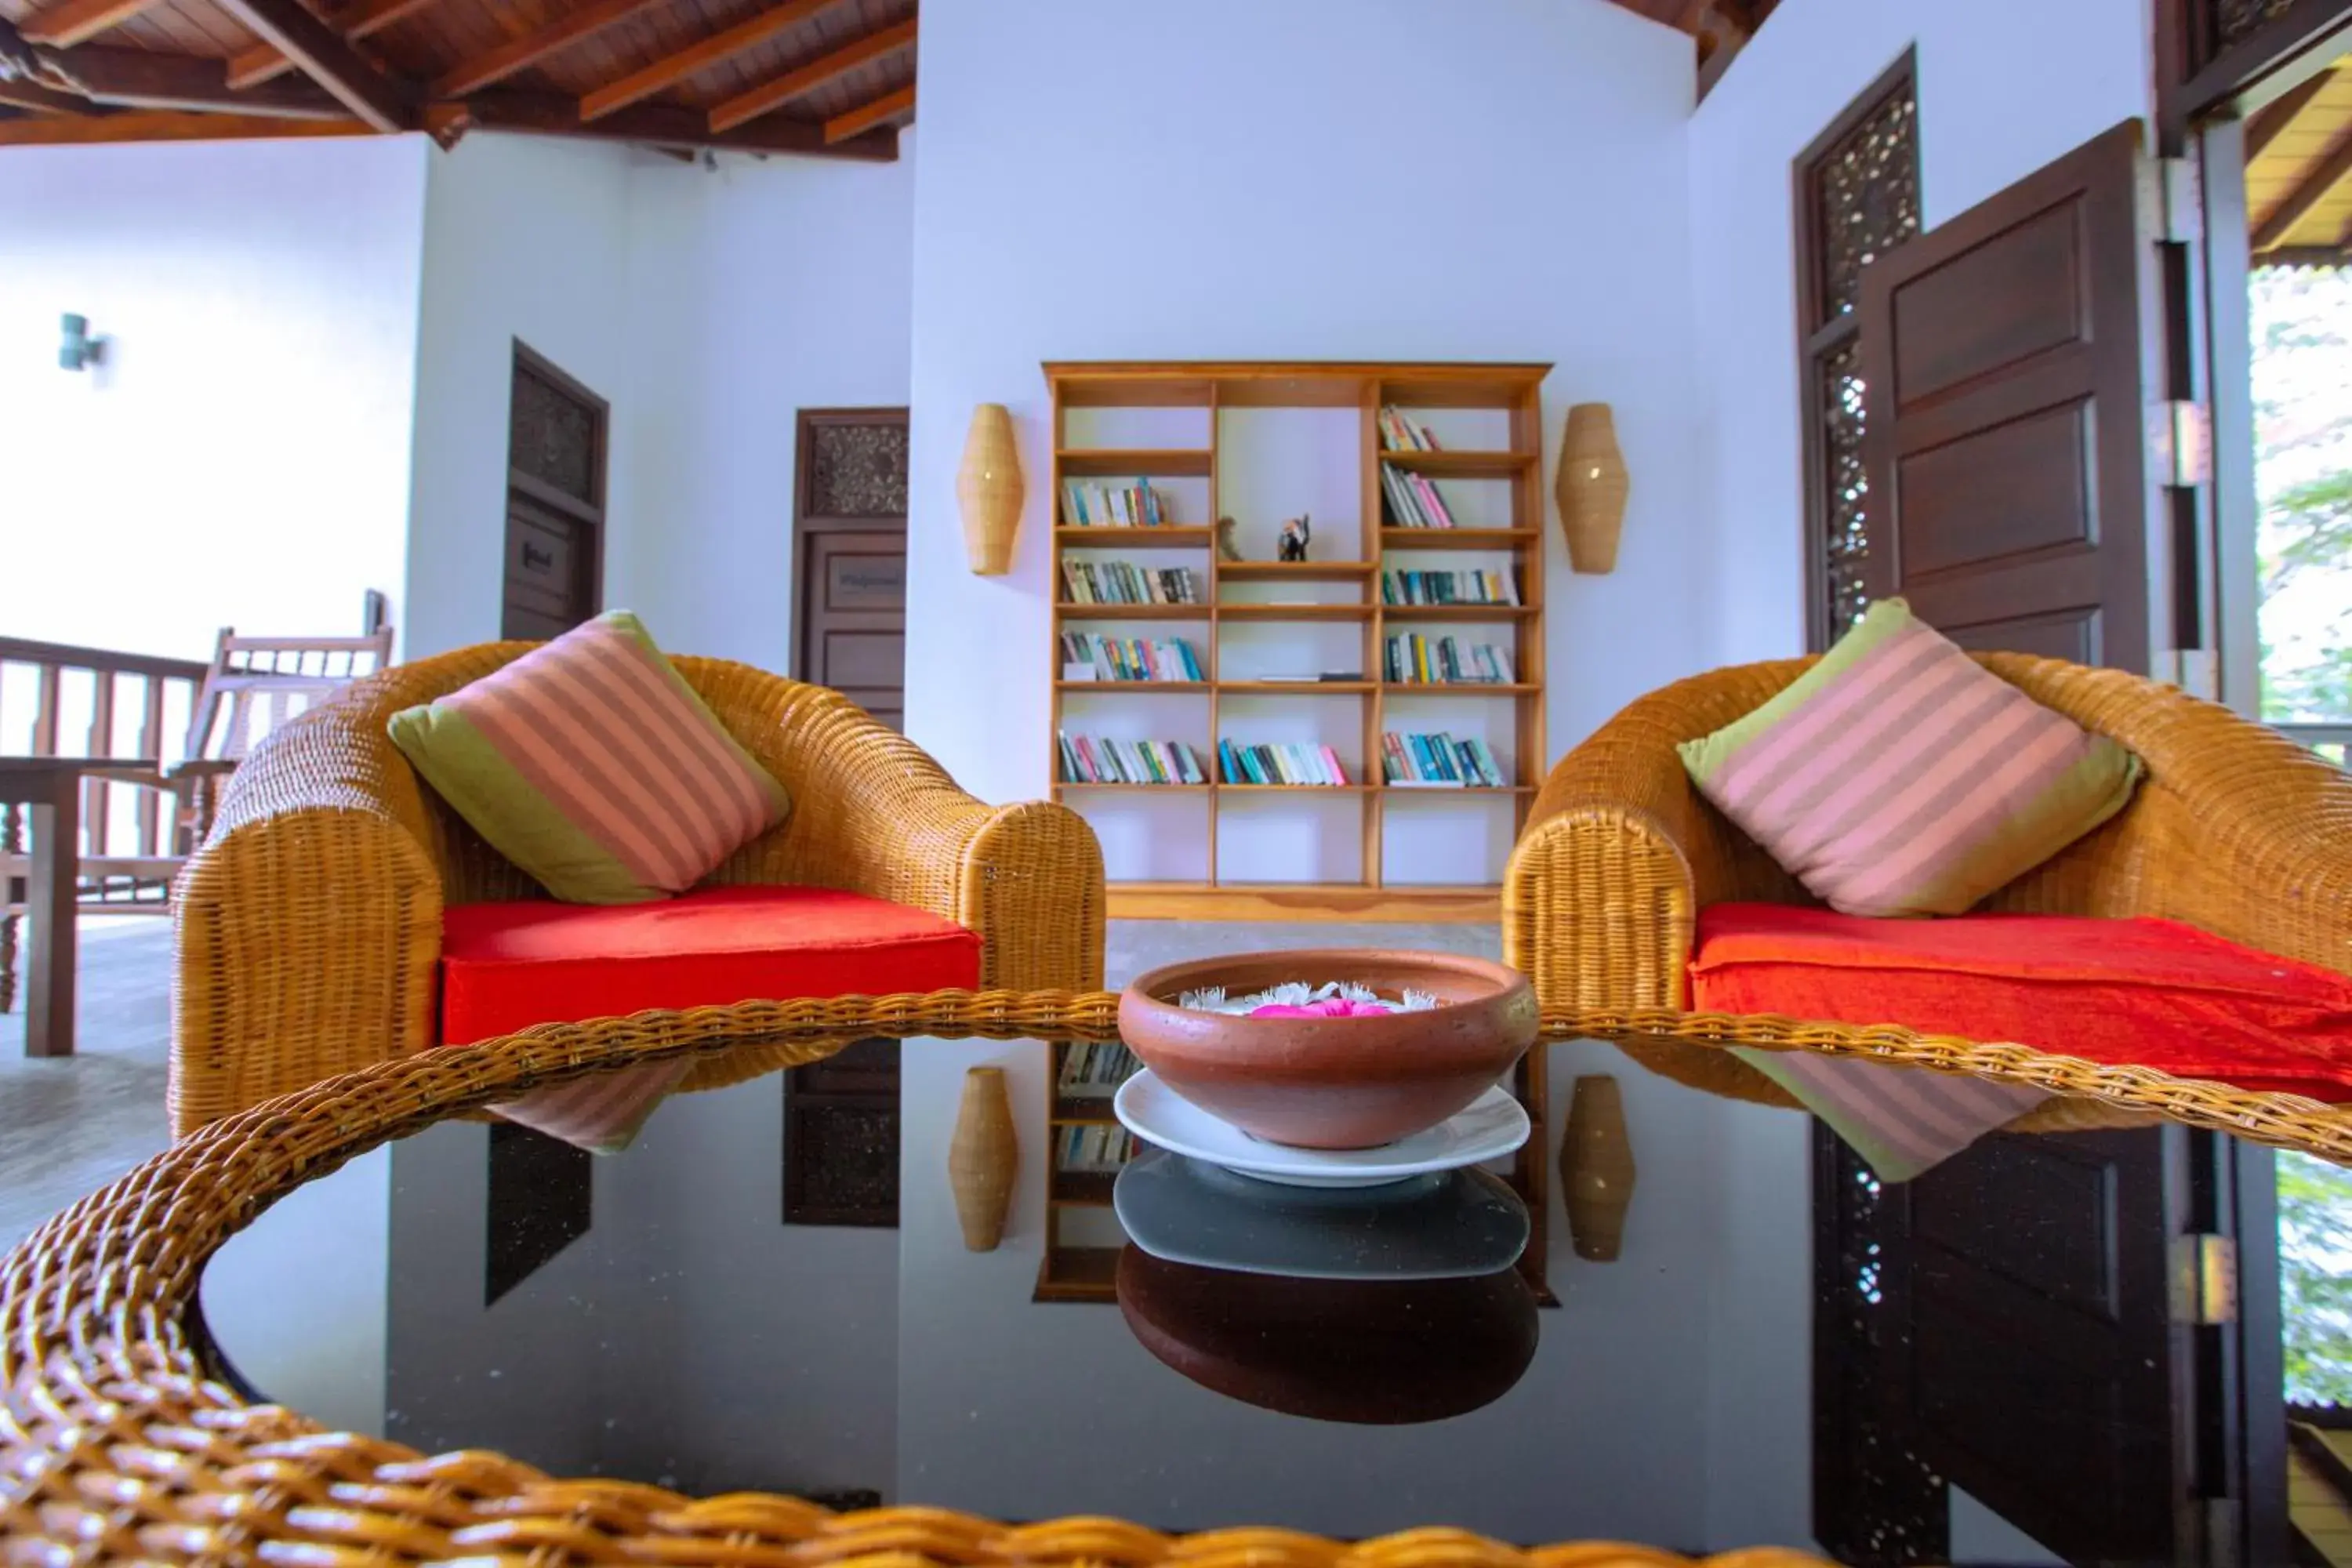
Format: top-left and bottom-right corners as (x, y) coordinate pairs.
(1560, 1073), (1637, 1261)
(956, 403), (1025, 575)
(1555, 403), (1629, 575)
(949, 1065), (1018, 1250)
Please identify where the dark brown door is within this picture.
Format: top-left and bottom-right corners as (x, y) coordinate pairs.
(1896, 1130), (2195, 1563)
(793, 409), (908, 730)
(503, 343), (608, 640)
(1860, 119), (2161, 669)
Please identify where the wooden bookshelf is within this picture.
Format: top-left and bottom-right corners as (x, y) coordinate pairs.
(1047, 360), (1550, 922)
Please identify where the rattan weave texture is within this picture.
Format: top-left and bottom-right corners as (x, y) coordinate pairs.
(1503, 652), (2352, 1124)
(167, 642), (1108, 1135)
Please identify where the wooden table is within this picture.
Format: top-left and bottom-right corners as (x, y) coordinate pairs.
(1, 756), (155, 1059)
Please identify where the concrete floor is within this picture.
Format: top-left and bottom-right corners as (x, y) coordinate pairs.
(0, 916), (1502, 1255)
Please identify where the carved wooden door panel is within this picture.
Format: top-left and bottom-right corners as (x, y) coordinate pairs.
(503, 345), (607, 641)
(1858, 119), (2162, 668)
(793, 409), (909, 731)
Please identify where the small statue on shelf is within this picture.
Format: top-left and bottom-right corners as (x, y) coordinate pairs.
(1277, 514), (1312, 562)
(1217, 515), (1244, 563)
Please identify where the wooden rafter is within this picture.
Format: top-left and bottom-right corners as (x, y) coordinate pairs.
(430, 0), (667, 99)
(0, 107), (368, 143)
(2248, 67), (2335, 160)
(2256, 125), (2352, 252)
(430, 85), (898, 158)
(578, 0), (840, 122)
(210, 0), (412, 130)
(226, 0), (443, 91)
(16, 0), (161, 49)
(24, 42), (350, 117)
(0, 77), (101, 113)
(822, 80), (908, 144)
(707, 16), (912, 133)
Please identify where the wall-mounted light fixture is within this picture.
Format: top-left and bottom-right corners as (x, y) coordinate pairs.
(59, 313), (106, 372)
(956, 403), (1024, 575)
(1555, 402), (1628, 574)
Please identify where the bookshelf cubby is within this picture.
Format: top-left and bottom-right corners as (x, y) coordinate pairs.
(1046, 361), (1551, 922)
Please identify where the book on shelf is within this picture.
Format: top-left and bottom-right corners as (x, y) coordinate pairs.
(1062, 480), (1172, 528)
(1378, 462), (1459, 529)
(1253, 672), (1367, 684)
(1381, 731), (1508, 788)
(1057, 633), (1204, 683)
(1058, 733), (1207, 786)
(1060, 560), (1203, 605)
(1376, 404), (1443, 453)
(1057, 1123), (1138, 1174)
(1218, 739), (1350, 786)
(1382, 634), (1516, 685)
(1379, 568), (1521, 607)
(1058, 1041), (1140, 1096)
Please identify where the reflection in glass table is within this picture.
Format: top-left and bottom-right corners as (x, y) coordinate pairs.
(197, 1034), (2311, 1566)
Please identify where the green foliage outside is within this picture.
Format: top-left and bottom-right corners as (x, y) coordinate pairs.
(2254, 267), (2352, 722)
(2256, 266), (2352, 1406)
(2281, 1152), (2352, 1406)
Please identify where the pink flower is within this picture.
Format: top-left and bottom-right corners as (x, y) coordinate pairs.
(1249, 998), (1392, 1018)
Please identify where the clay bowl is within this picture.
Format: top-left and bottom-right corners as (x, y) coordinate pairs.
(1116, 949), (1537, 1150)
(1116, 1247), (1539, 1425)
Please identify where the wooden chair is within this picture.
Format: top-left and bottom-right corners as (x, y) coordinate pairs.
(0, 610), (394, 1015)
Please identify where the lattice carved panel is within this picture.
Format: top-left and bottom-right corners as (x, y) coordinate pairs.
(510, 367), (600, 505)
(810, 422), (909, 517)
(1815, 89), (1921, 325)
(2215, 0), (2298, 50)
(1822, 336), (1873, 637)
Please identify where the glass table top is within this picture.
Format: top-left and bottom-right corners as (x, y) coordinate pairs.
(197, 1033), (2339, 1566)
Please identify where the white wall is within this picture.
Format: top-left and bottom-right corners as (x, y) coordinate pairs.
(402, 132), (916, 670)
(901, 0), (1709, 809)
(0, 136), (427, 662)
(403, 134), (636, 660)
(622, 139), (916, 672)
(1686, 0), (2157, 666)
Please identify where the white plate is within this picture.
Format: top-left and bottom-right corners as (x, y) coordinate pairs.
(1113, 1069), (1530, 1189)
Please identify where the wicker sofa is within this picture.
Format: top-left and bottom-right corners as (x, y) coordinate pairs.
(1502, 652), (2352, 1112)
(169, 642), (1105, 1135)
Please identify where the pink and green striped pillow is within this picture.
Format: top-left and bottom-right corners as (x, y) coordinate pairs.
(389, 611), (789, 904)
(1678, 600), (2142, 919)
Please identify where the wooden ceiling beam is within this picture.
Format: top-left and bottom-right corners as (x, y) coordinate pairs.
(17, 0), (162, 49)
(822, 80), (909, 144)
(435, 85), (898, 158)
(226, 0), (443, 91)
(0, 77), (102, 113)
(2247, 67), (2335, 161)
(430, 0), (666, 99)
(210, 0), (413, 130)
(0, 107), (367, 143)
(2255, 125), (2352, 252)
(32, 42), (350, 117)
(707, 16), (913, 133)
(578, 0), (841, 122)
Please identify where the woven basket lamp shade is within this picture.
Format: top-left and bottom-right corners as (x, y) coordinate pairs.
(949, 1065), (1018, 1250)
(956, 403), (1025, 575)
(1555, 403), (1629, 575)
(1560, 1073), (1636, 1262)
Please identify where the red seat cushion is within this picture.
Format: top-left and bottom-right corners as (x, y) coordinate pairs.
(1688, 904), (2352, 1103)
(440, 884), (982, 1044)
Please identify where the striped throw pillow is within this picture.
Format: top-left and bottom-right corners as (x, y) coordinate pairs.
(389, 612), (790, 904)
(1678, 601), (2142, 918)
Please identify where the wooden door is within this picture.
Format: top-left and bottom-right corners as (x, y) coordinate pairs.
(503, 343), (607, 641)
(792, 409), (908, 731)
(1860, 119), (2163, 669)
